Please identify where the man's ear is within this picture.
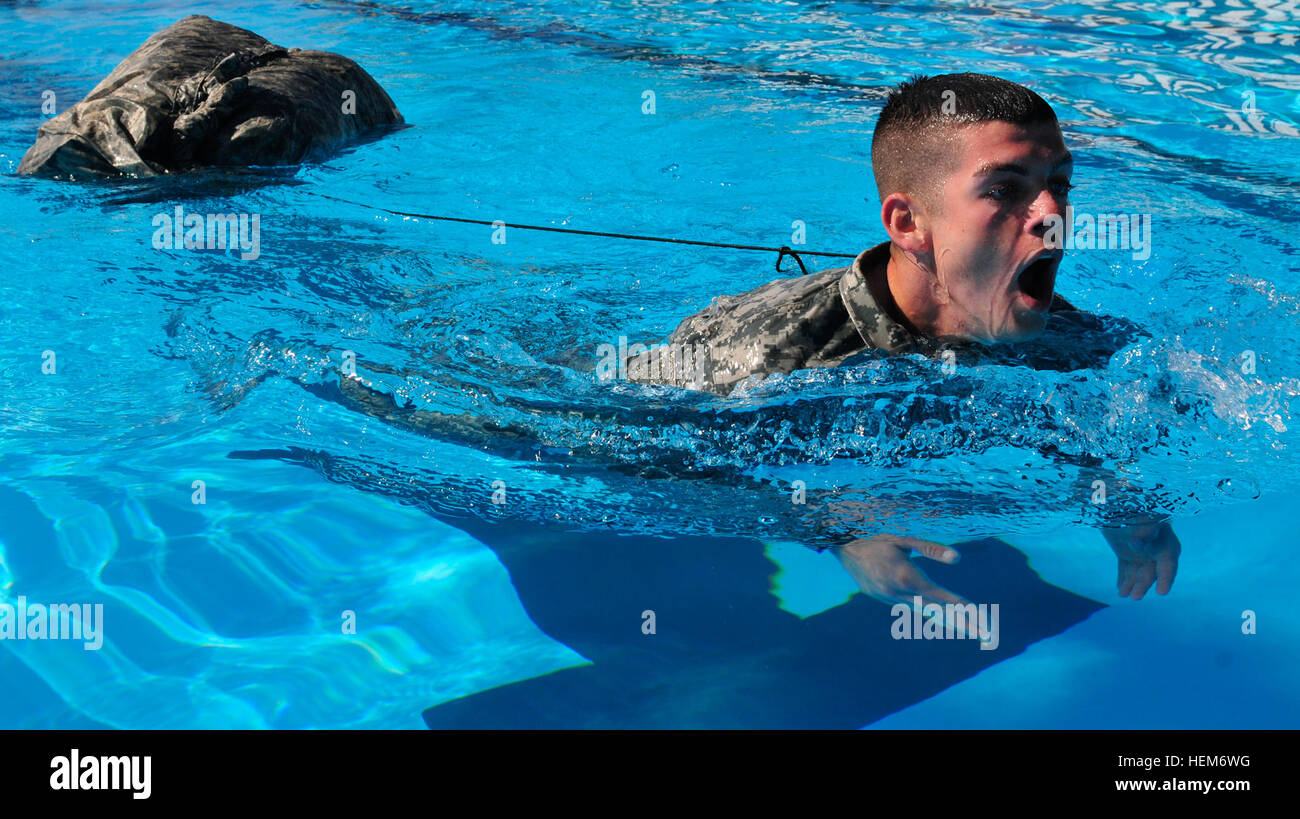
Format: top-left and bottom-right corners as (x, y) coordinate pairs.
(880, 192), (931, 257)
(880, 191), (937, 284)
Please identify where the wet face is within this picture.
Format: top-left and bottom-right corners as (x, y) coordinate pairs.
(926, 120), (1073, 342)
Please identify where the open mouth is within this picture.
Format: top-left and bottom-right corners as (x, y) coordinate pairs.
(1015, 251), (1062, 310)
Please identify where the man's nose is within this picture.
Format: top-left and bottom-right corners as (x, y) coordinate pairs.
(1028, 185), (1066, 239)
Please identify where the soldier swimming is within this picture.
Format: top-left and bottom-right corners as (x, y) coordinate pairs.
(625, 73), (1181, 615)
(17, 15), (402, 177)
(174, 67), (1177, 622)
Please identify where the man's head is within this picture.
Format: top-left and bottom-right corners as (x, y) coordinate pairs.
(871, 73), (1072, 343)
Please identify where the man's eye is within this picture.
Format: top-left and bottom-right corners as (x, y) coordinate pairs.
(985, 180), (1074, 201)
(984, 184), (1018, 201)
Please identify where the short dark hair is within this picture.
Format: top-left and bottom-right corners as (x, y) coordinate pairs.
(871, 73), (1059, 211)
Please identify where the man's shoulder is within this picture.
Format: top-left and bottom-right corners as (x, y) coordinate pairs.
(703, 260), (851, 311)
(623, 259), (864, 394)
(668, 263), (850, 342)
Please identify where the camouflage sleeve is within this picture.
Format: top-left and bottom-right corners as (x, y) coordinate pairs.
(623, 266), (863, 395)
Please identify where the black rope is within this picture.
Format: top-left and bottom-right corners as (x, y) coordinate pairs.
(311, 193), (857, 275)
(776, 245), (809, 276)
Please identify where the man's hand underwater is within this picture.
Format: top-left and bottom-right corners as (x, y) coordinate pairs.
(831, 535), (979, 637)
(1102, 519), (1181, 599)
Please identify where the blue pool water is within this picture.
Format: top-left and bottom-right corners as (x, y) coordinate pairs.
(1, 0), (1298, 728)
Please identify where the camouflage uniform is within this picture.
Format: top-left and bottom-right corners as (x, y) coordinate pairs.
(625, 240), (1080, 395)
